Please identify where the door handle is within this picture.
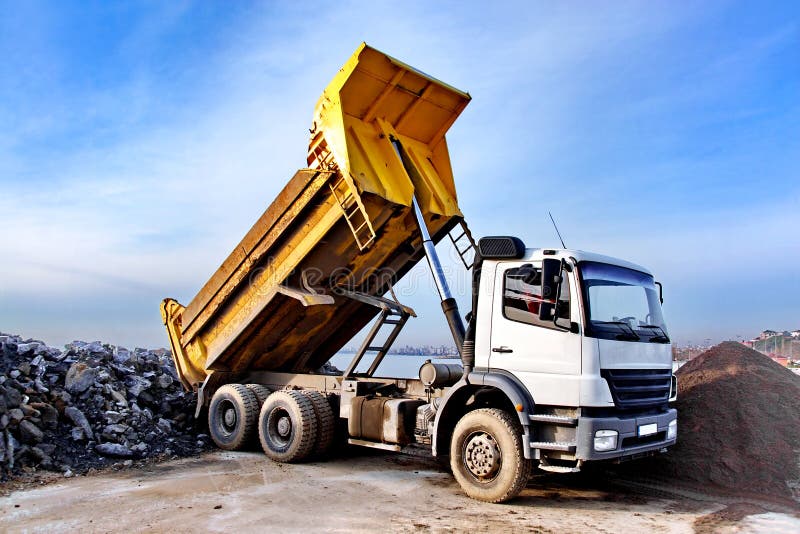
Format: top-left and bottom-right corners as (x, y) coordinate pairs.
(492, 346), (513, 353)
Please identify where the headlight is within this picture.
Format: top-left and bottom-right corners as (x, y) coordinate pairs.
(667, 419), (677, 440)
(594, 430), (618, 452)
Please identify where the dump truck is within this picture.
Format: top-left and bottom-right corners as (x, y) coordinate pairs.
(161, 43), (677, 503)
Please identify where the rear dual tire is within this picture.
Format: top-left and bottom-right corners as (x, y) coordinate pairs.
(245, 383), (272, 404)
(258, 390), (318, 462)
(208, 384), (260, 451)
(300, 390), (336, 459)
(208, 384), (337, 462)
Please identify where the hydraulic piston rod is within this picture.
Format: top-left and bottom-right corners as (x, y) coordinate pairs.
(412, 196), (453, 303)
(390, 137), (465, 353)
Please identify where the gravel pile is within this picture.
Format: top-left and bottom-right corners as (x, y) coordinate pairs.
(640, 342), (800, 502)
(0, 333), (209, 481)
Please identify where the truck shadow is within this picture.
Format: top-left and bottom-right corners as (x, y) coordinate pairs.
(340, 446), (673, 512)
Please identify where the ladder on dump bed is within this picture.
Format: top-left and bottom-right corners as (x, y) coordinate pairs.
(342, 290), (416, 378)
(329, 174), (376, 251)
(448, 219), (478, 269)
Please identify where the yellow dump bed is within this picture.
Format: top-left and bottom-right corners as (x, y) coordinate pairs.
(161, 43), (470, 390)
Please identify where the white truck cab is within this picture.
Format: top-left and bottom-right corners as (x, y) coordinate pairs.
(459, 244), (677, 470)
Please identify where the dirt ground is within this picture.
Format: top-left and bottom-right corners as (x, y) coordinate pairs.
(2, 450), (799, 533)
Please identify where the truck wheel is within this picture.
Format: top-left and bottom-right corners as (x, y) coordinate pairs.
(259, 390), (317, 462)
(301, 390), (336, 459)
(450, 408), (532, 503)
(208, 384), (260, 451)
(245, 383), (272, 405)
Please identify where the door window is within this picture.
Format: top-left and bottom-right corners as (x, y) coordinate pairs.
(503, 265), (570, 330)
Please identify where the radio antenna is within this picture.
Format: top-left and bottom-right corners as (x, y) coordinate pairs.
(549, 211), (567, 249)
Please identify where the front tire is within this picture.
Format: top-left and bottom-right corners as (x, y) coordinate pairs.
(450, 408), (532, 503)
(208, 384), (260, 451)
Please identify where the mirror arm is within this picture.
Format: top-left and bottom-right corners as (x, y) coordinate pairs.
(551, 259), (575, 331)
(655, 281), (664, 304)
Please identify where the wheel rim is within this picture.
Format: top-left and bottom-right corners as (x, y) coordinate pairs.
(463, 431), (502, 481)
(268, 407), (293, 448)
(217, 399), (238, 436)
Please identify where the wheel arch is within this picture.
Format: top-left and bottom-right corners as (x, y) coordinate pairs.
(432, 370), (535, 458)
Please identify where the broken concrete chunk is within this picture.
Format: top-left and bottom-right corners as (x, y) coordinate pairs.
(95, 443), (133, 458)
(65, 363), (98, 394)
(104, 410), (124, 424)
(19, 420), (44, 444)
(64, 406), (94, 440)
(124, 376), (151, 398)
(156, 418), (172, 433)
(156, 374), (173, 389)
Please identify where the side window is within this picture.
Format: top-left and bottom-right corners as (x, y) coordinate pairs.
(503, 264), (570, 330)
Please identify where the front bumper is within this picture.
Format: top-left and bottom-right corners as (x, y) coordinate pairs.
(575, 408), (677, 461)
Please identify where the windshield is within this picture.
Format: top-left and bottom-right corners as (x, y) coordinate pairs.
(579, 261), (669, 343)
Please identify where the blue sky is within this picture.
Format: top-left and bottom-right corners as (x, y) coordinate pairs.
(1, 1), (798, 349)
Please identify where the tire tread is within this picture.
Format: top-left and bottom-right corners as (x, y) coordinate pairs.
(208, 383), (259, 451)
(258, 390), (317, 462)
(450, 408), (532, 503)
(245, 383), (272, 404)
(301, 390), (336, 459)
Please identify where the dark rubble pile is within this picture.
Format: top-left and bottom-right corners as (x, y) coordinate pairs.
(0, 333), (210, 481)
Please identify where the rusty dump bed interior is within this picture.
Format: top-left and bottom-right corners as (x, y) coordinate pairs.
(161, 43), (471, 390)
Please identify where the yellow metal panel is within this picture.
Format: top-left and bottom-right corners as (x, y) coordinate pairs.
(160, 299), (206, 389)
(181, 169), (334, 341)
(310, 43), (470, 216)
(374, 117), (461, 217)
(202, 197), (344, 369)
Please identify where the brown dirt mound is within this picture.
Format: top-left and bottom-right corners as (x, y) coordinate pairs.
(646, 342), (800, 500)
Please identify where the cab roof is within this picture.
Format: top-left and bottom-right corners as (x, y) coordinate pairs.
(518, 248), (653, 276)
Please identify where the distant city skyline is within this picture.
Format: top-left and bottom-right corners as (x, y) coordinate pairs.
(1, 2), (798, 350)
(340, 344), (460, 357)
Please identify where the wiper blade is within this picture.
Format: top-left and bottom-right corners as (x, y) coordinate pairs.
(594, 321), (640, 340)
(640, 324), (670, 343)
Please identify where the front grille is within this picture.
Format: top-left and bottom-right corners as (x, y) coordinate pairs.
(601, 368), (671, 409)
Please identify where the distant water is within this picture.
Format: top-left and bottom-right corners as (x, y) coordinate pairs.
(331, 353), (682, 378)
(330, 353), (460, 379)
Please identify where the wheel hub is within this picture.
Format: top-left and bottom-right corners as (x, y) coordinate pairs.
(222, 406), (237, 429)
(464, 432), (501, 479)
(277, 416), (292, 437)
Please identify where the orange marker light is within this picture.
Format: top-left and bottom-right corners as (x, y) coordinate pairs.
(515, 404), (524, 412)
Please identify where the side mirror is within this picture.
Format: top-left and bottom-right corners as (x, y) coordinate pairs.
(539, 258), (562, 321)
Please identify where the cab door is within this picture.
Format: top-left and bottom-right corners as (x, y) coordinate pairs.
(489, 261), (581, 377)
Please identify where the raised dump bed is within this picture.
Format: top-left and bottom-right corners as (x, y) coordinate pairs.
(161, 43), (471, 390)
